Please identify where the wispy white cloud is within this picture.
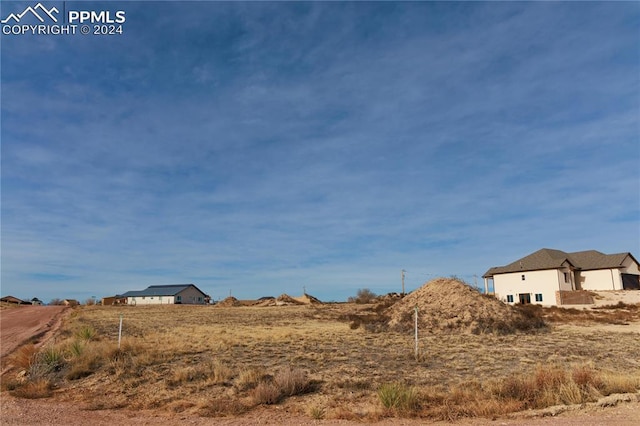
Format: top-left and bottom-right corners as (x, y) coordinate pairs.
(1, 2), (638, 302)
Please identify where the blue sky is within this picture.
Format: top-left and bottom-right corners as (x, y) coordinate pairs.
(1, 1), (638, 303)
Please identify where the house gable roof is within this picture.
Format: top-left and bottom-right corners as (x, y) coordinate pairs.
(568, 250), (632, 270)
(121, 284), (207, 298)
(1, 295), (27, 304)
(483, 249), (637, 278)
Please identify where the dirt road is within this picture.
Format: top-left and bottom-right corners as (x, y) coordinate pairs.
(0, 306), (68, 359)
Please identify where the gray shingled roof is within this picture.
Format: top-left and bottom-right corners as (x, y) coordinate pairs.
(121, 284), (206, 297)
(483, 249), (635, 278)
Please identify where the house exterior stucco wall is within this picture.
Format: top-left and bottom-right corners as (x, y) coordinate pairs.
(580, 269), (621, 291)
(128, 295), (176, 305)
(176, 287), (206, 304)
(494, 269), (566, 306)
(622, 256), (640, 274)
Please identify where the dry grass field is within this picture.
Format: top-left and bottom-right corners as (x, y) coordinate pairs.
(3, 283), (640, 423)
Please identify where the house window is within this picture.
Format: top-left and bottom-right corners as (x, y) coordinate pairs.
(521, 275), (525, 281)
(563, 272), (569, 283)
(535, 294), (543, 302)
(197, 297), (203, 302)
(176, 295), (182, 302)
(506, 295), (514, 303)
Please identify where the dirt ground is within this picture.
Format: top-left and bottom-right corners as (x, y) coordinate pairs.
(1, 302), (639, 425)
(0, 306), (69, 359)
(1, 392), (639, 425)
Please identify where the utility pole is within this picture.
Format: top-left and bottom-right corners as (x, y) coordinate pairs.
(401, 269), (406, 295)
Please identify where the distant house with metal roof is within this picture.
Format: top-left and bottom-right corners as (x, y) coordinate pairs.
(121, 284), (210, 305)
(483, 249), (640, 306)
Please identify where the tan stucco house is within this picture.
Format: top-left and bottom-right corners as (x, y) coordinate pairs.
(483, 249), (640, 306)
(122, 284), (210, 305)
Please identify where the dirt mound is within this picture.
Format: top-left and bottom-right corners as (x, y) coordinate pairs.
(386, 278), (544, 334)
(293, 293), (323, 305)
(217, 296), (241, 307)
(276, 294), (305, 306)
(255, 297), (277, 307)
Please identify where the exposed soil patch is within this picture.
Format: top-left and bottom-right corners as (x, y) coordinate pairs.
(1, 306), (69, 359)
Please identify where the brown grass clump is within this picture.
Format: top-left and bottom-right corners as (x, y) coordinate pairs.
(10, 344), (38, 371)
(9, 378), (53, 399)
(251, 367), (313, 405)
(379, 363), (640, 420)
(387, 277), (546, 334)
(235, 366), (267, 391)
(377, 382), (420, 413)
(198, 398), (249, 417)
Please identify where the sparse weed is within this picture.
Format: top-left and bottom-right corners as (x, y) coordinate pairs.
(377, 382), (419, 412)
(309, 405), (326, 419)
(75, 325), (97, 341)
(67, 339), (85, 358)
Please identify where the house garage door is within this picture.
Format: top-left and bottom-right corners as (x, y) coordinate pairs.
(621, 274), (640, 290)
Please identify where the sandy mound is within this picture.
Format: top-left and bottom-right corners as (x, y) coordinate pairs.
(217, 296), (241, 307)
(276, 294), (305, 306)
(386, 277), (544, 334)
(293, 293), (323, 305)
(254, 297), (276, 307)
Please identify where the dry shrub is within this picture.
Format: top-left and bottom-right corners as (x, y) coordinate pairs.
(252, 381), (282, 405)
(10, 379), (53, 399)
(274, 367), (311, 397)
(251, 367), (312, 404)
(534, 364), (567, 389)
(512, 304), (547, 332)
(199, 398), (248, 417)
(211, 359), (234, 384)
(10, 344), (38, 370)
(66, 341), (121, 380)
(598, 372), (640, 395)
(572, 364), (602, 389)
(167, 366), (204, 387)
(235, 366), (267, 391)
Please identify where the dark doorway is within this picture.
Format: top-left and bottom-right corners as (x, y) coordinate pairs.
(518, 293), (531, 304)
(622, 274), (640, 290)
